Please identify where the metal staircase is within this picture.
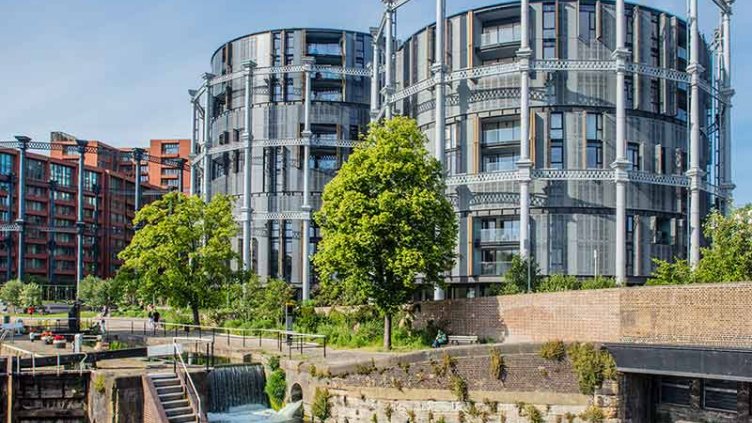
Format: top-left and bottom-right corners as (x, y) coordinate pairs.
(148, 373), (200, 423)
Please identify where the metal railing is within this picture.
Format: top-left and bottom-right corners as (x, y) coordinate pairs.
(173, 340), (204, 422)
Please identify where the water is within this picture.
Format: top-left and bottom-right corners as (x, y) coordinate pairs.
(208, 364), (268, 413)
(207, 403), (300, 423)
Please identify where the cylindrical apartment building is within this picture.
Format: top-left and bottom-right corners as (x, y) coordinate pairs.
(385, 0), (730, 297)
(190, 28), (372, 296)
(192, 1), (733, 300)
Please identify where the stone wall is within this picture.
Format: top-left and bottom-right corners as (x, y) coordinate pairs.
(414, 283), (752, 348)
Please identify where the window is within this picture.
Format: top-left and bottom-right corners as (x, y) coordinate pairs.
(285, 32), (295, 65)
(307, 43), (341, 56)
(655, 145), (667, 174)
(550, 112), (564, 169)
(84, 170), (99, 191)
(480, 248), (516, 276)
(655, 217), (672, 245)
(479, 218), (520, 243)
(586, 113), (603, 169)
(625, 77), (634, 109)
(482, 120), (520, 146)
(650, 79), (661, 113)
(543, 40), (556, 59)
(50, 164), (73, 187)
(26, 159), (45, 181)
(0, 153), (13, 175)
(480, 22), (521, 47)
(543, 3), (556, 39)
(273, 32), (282, 66)
(659, 377), (691, 406)
(483, 151), (519, 172)
(54, 191), (74, 202)
(627, 143), (640, 171)
(26, 201), (45, 212)
(703, 380), (737, 412)
(445, 124), (461, 175)
(579, 4), (597, 42)
(161, 143), (179, 155)
(163, 179), (179, 188)
(162, 168), (180, 176)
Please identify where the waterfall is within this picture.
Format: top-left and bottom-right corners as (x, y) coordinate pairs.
(208, 364), (268, 412)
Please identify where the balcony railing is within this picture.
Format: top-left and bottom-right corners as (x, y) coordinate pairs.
(482, 160), (519, 173)
(307, 44), (342, 56)
(480, 24), (522, 48)
(480, 261), (513, 276)
(480, 228), (520, 243)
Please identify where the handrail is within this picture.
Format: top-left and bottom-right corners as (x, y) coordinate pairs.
(173, 342), (204, 422)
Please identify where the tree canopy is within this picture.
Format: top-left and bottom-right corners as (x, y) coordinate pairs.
(313, 116), (457, 349)
(118, 192), (238, 324)
(648, 205), (752, 285)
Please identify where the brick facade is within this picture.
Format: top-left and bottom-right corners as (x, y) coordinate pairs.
(414, 283), (752, 348)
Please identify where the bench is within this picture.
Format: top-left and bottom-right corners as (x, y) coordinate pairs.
(447, 335), (479, 345)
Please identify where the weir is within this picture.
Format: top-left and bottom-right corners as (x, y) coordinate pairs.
(208, 364), (267, 412)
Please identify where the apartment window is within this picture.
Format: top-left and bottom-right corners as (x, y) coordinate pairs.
(651, 14), (660, 66)
(161, 143), (179, 155)
(163, 179), (179, 188)
(307, 43), (342, 56)
(482, 120), (520, 146)
(625, 77), (634, 109)
(26, 201), (45, 212)
(550, 112), (564, 169)
(483, 151), (519, 172)
(586, 113), (603, 169)
(579, 4), (597, 42)
(162, 168), (180, 176)
(480, 22), (521, 47)
(285, 32), (295, 65)
(543, 3), (556, 39)
(26, 159), (45, 181)
(627, 143), (640, 171)
(655, 217), (672, 245)
(703, 380), (737, 412)
(0, 153), (13, 175)
(445, 124), (461, 175)
(659, 377), (691, 406)
(273, 32), (282, 66)
(626, 9), (634, 55)
(50, 164), (73, 187)
(655, 145), (667, 174)
(479, 218), (520, 243)
(84, 170), (99, 191)
(480, 248), (516, 276)
(212, 156), (227, 179)
(650, 79), (661, 113)
(54, 191), (74, 202)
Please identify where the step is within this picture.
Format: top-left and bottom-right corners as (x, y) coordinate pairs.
(157, 385), (184, 396)
(166, 406), (194, 417)
(153, 378), (180, 388)
(168, 412), (197, 423)
(150, 373), (177, 380)
(158, 391), (185, 402)
(161, 399), (191, 410)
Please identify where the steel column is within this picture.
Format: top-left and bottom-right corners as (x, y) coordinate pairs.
(242, 60), (256, 272)
(612, 0), (629, 285)
(688, 0), (703, 268)
(75, 139), (87, 295)
(517, 0), (532, 258)
(133, 148), (144, 212)
(48, 180), (57, 286)
(189, 96), (198, 196)
(14, 136), (29, 281)
(5, 175), (13, 282)
(384, 2), (394, 119)
(301, 57), (314, 301)
(432, 0), (447, 301)
(720, 6), (734, 212)
(202, 73), (215, 203)
(370, 27), (381, 122)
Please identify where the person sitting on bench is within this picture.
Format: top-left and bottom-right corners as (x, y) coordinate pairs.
(432, 329), (448, 348)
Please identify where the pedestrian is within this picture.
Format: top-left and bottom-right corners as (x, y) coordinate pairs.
(147, 310), (154, 331)
(153, 310), (161, 331)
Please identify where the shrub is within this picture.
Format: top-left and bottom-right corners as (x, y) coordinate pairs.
(450, 374), (469, 402)
(267, 355), (280, 371)
(537, 274), (581, 293)
(579, 405), (606, 423)
(311, 387), (332, 422)
(407, 409), (416, 423)
(580, 276), (616, 290)
(647, 258), (693, 285)
(371, 414), (378, 423)
(384, 404), (394, 421)
(563, 412), (577, 423)
(93, 374), (106, 393)
(432, 352), (457, 377)
(567, 343), (617, 395)
(264, 369), (287, 411)
(489, 348), (505, 380)
(483, 398), (499, 413)
(519, 403), (544, 423)
(538, 340), (566, 361)
(356, 358), (377, 375)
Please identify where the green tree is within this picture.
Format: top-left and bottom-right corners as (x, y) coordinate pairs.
(490, 255), (541, 295)
(313, 117), (457, 349)
(0, 279), (24, 313)
(118, 192), (238, 325)
(78, 275), (116, 309)
(537, 274), (581, 293)
(646, 258), (693, 286)
(695, 206), (752, 283)
(19, 283), (43, 309)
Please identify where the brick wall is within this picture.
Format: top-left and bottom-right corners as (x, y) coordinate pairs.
(414, 283), (752, 348)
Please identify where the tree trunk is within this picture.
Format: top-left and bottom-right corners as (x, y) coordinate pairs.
(383, 313), (392, 350)
(191, 304), (200, 326)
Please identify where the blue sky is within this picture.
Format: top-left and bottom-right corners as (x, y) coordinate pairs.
(0, 0), (749, 204)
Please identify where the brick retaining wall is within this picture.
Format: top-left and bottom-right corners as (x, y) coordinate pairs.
(414, 283), (752, 348)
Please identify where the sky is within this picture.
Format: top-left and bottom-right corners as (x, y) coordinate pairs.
(0, 0), (749, 203)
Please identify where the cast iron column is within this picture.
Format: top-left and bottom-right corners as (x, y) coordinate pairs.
(75, 139), (87, 294)
(612, 0), (630, 285)
(687, 0), (703, 268)
(432, 0), (447, 301)
(517, 0), (532, 258)
(133, 148), (144, 212)
(301, 57), (314, 301)
(14, 135), (29, 281)
(242, 60), (257, 271)
(370, 27), (381, 122)
(202, 73), (215, 203)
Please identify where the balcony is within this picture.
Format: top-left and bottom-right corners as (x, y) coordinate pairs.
(480, 261), (513, 276)
(480, 228), (520, 243)
(480, 23), (521, 48)
(307, 43), (342, 56)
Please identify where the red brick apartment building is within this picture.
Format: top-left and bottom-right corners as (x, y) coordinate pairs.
(0, 133), (190, 297)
